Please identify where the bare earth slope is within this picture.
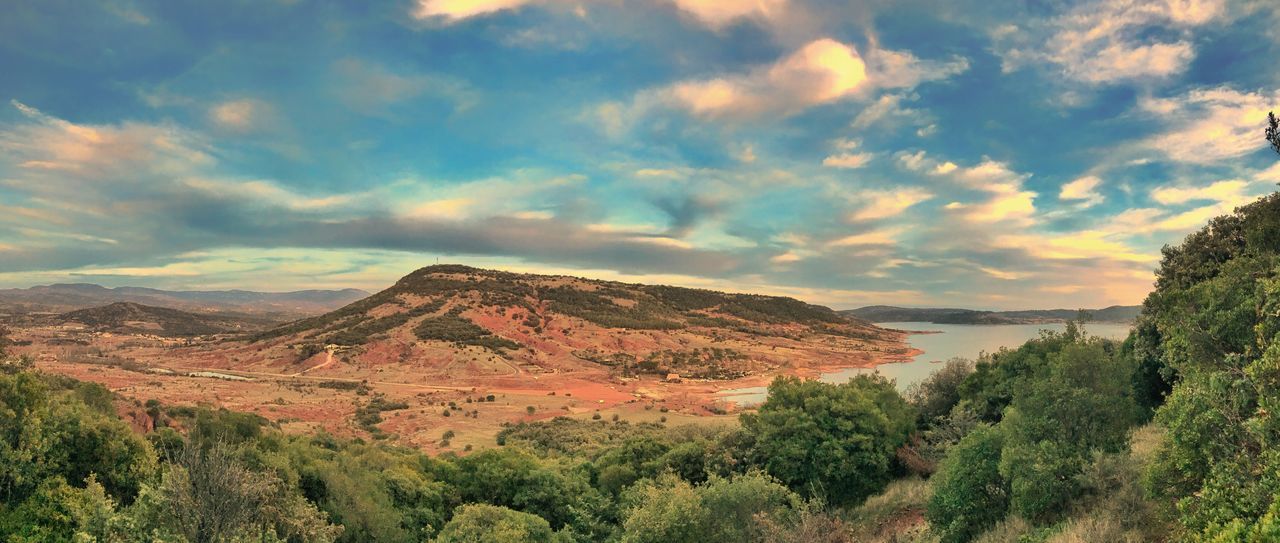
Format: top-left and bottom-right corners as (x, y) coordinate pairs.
(16, 265), (916, 452)
(188, 265), (912, 384)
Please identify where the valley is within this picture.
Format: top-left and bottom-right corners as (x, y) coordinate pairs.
(4, 265), (916, 453)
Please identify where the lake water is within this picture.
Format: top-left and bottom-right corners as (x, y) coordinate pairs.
(718, 321), (1133, 406)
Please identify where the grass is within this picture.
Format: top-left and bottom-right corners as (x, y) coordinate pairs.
(845, 477), (935, 543)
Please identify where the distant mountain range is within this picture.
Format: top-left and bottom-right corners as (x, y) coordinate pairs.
(0, 283), (369, 318)
(842, 305), (1142, 325)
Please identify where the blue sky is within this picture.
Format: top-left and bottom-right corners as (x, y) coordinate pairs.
(1, 0), (1278, 309)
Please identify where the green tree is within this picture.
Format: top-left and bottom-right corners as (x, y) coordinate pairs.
(741, 375), (915, 505)
(437, 447), (608, 539)
(0, 371), (156, 507)
(434, 504), (565, 543)
(1137, 193), (1280, 535)
(0, 476), (120, 543)
(906, 357), (973, 427)
(129, 439), (341, 543)
(618, 472), (800, 543)
(997, 339), (1137, 521)
(926, 425), (1008, 543)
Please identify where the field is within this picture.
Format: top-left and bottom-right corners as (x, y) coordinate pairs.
(8, 315), (915, 454)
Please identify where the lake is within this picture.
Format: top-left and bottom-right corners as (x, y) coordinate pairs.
(718, 321), (1133, 406)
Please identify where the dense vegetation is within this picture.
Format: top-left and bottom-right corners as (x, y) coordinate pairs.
(906, 185), (1280, 540)
(2, 315), (919, 542)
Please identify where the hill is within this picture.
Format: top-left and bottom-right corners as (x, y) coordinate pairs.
(202, 265), (910, 382)
(843, 304), (1141, 324)
(0, 283), (368, 318)
(55, 302), (271, 337)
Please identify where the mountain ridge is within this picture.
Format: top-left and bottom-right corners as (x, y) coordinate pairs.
(0, 283), (369, 317)
(843, 304), (1141, 324)
(201, 264), (910, 382)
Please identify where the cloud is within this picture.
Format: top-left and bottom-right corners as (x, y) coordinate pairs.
(823, 139), (874, 169)
(900, 151), (1038, 225)
(1130, 178), (1272, 233)
(866, 48), (969, 90)
(1059, 175), (1104, 207)
(663, 38), (867, 119)
(997, 0), (1227, 84)
(823, 152), (874, 169)
(411, 0), (785, 29)
(827, 227), (904, 247)
(1150, 179), (1251, 205)
(3, 100), (212, 174)
(657, 40), (968, 121)
(851, 93), (922, 129)
(0, 102), (747, 280)
(994, 231), (1154, 263)
(333, 58), (476, 114)
(667, 0), (785, 28)
(1141, 87), (1280, 164)
(412, 0), (532, 21)
(847, 188), (933, 221)
(208, 99), (269, 132)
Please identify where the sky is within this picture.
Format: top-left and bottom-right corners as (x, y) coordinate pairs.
(1, 0), (1279, 310)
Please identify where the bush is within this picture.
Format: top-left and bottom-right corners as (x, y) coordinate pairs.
(742, 375), (915, 505)
(927, 425), (1009, 543)
(906, 357), (974, 427)
(618, 472), (801, 543)
(433, 504), (564, 543)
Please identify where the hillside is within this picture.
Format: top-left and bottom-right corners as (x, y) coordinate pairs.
(0, 283), (368, 317)
(207, 265), (909, 382)
(56, 302), (270, 337)
(844, 304), (1141, 324)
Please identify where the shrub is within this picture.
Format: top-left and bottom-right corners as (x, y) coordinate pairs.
(927, 425), (1009, 543)
(433, 504), (562, 543)
(742, 375), (915, 505)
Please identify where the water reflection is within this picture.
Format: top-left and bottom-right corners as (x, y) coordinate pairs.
(719, 321), (1133, 406)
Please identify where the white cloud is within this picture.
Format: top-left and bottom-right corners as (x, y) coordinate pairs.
(412, 0), (785, 29)
(1141, 87), (1280, 164)
(412, 0), (533, 21)
(663, 38), (867, 119)
(847, 188), (933, 221)
(1150, 178), (1252, 205)
(823, 152), (874, 169)
(1059, 175), (1104, 207)
(209, 99), (268, 132)
(667, 0), (785, 28)
(901, 151), (1038, 225)
(997, 0), (1227, 84)
(850, 93), (924, 129)
(994, 231), (1155, 263)
(866, 48), (969, 90)
(3, 100), (213, 175)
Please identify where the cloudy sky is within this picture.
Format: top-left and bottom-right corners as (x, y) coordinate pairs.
(1, 0), (1278, 309)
